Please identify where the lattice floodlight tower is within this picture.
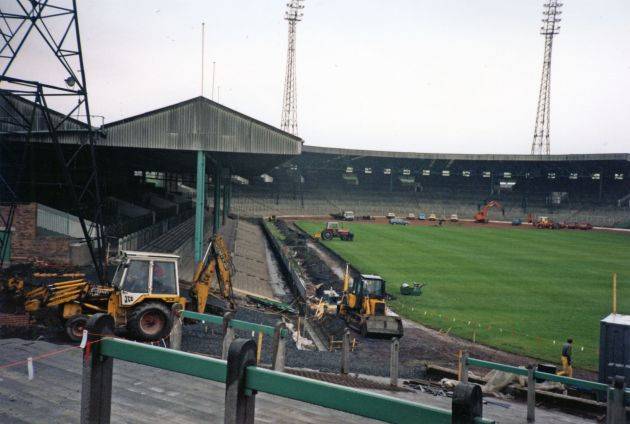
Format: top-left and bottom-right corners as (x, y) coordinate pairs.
(0, 0), (105, 279)
(531, 1), (563, 156)
(280, 0), (304, 136)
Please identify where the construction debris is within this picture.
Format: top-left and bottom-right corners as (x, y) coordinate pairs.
(245, 293), (297, 314)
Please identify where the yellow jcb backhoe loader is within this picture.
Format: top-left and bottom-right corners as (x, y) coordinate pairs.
(337, 267), (403, 338)
(1, 235), (235, 342)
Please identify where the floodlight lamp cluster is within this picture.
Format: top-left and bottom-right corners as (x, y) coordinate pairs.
(540, 1), (562, 35)
(285, 0), (304, 22)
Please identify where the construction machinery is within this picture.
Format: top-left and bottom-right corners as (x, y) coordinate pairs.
(342, 211), (355, 221)
(474, 200), (503, 223)
(188, 234), (236, 313)
(337, 267), (403, 338)
(400, 282), (425, 296)
(1, 235), (235, 342)
(314, 221), (354, 241)
(535, 216), (554, 229)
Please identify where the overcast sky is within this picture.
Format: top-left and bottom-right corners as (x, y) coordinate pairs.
(14, 0), (630, 154)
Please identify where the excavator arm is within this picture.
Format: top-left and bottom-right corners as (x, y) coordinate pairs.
(474, 200), (503, 223)
(189, 234), (235, 313)
(23, 279), (90, 312)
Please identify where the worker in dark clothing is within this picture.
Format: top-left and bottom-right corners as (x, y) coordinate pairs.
(557, 338), (573, 377)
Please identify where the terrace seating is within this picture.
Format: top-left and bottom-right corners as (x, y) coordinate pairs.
(230, 184), (630, 227)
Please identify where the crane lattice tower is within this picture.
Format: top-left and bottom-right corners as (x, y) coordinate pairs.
(280, 0), (304, 136)
(531, 1), (563, 155)
(0, 0), (105, 279)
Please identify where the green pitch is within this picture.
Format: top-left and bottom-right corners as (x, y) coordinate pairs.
(296, 221), (630, 369)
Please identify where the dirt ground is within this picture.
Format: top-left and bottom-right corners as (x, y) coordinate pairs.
(283, 213), (630, 235)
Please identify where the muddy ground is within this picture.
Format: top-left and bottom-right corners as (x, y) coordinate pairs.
(284, 213), (630, 235)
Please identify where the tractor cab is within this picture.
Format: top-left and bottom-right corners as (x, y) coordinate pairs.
(351, 274), (386, 300)
(342, 274), (403, 337)
(104, 251), (186, 341)
(112, 251), (180, 305)
(347, 274), (387, 316)
(326, 221), (341, 231)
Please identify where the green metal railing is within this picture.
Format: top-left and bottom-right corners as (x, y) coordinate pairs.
(462, 355), (630, 423)
(181, 309), (286, 337)
(533, 370), (608, 393)
(467, 358), (528, 377)
(99, 338), (494, 424)
(466, 356), (628, 396)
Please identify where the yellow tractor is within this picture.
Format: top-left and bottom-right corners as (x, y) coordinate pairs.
(338, 271), (403, 338)
(3, 235), (235, 342)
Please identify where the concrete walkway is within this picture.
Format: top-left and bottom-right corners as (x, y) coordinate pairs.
(0, 339), (381, 423)
(231, 220), (275, 298)
(375, 384), (595, 423)
(0, 338), (596, 423)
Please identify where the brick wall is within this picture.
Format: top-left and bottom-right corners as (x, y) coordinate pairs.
(0, 203), (72, 264)
(0, 312), (30, 327)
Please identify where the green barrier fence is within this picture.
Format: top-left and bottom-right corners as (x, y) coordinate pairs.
(466, 357), (528, 377)
(533, 370), (608, 393)
(466, 356), (627, 395)
(85, 334), (495, 424)
(181, 309), (286, 337)
(181, 309), (223, 325)
(463, 355), (629, 423)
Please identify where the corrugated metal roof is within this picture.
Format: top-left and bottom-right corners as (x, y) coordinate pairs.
(302, 145), (630, 163)
(0, 94), (89, 135)
(103, 97), (302, 155)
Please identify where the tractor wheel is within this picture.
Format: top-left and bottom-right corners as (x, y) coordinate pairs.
(321, 230), (334, 240)
(127, 302), (172, 341)
(65, 314), (88, 342)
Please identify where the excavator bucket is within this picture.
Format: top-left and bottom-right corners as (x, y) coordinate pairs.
(363, 315), (404, 338)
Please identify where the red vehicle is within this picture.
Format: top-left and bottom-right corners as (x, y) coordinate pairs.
(474, 201), (503, 223)
(317, 222), (355, 241)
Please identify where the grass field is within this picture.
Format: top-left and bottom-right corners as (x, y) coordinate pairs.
(296, 221), (630, 369)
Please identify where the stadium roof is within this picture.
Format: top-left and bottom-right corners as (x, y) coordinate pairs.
(303, 145), (630, 163)
(1, 95), (302, 156)
(1, 95), (303, 176)
(103, 97), (302, 155)
(0, 93), (90, 135)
